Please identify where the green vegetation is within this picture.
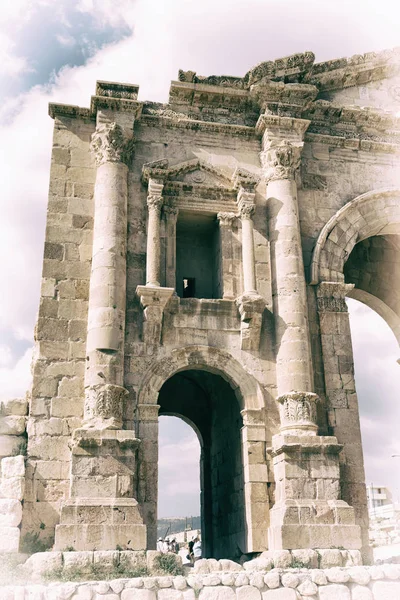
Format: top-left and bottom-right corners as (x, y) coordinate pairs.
(20, 532), (49, 554)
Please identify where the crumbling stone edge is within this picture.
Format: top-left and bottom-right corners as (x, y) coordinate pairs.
(1, 552), (400, 599)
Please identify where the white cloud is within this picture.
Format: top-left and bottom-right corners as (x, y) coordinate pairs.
(0, 347), (32, 401)
(56, 33), (77, 47)
(0, 33), (32, 77)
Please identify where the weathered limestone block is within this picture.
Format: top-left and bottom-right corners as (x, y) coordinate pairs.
(0, 498), (22, 526)
(236, 585), (261, 600)
(0, 398), (28, 416)
(296, 579), (318, 596)
(0, 525), (20, 551)
(318, 583), (350, 600)
(200, 587), (236, 600)
(1, 455), (25, 478)
(0, 416), (26, 436)
(121, 590), (156, 600)
(0, 435), (24, 458)
(261, 588), (297, 599)
(350, 585), (373, 600)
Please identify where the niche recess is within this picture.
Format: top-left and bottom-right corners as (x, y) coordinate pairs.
(176, 212), (222, 299)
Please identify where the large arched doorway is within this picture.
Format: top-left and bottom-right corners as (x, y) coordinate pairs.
(136, 345), (270, 555)
(158, 370), (245, 559)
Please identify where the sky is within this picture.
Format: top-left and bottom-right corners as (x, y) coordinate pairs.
(0, 0), (399, 518)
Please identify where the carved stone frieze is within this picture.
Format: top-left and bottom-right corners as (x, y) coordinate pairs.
(84, 383), (128, 429)
(262, 140), (302, 181)
(90, 122), (135, 166)
(277, 391), (319, 436)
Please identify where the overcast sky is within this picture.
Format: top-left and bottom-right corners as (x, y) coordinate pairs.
(0, 0), (399, 518)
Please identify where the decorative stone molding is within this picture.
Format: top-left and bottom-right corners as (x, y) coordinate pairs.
(147, 194), (164, 212)
(236, 293), (265, 351)
(83, 383), (128, 429)
(317, 282), (355, 312)
(237, 188), (256, 217)
(262, 140), (303, 181)
(136, 286), (175, 346)
(90, 122), (135, 166)
(232, 166), (260, 192)
(136, 404), (160, 422)
(217, 211), (237, 226)
(277, 391), (319, 436)
(163, 204), (179, 217)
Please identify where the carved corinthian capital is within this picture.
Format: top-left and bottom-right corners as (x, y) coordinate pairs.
(90, 122), (134, 166)
(217, 212), (237, 226)
(262, 140), (302, 182)
(147, 178), (164, 212)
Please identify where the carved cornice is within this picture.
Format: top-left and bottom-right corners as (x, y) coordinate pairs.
(139, 114), (257, 140)
(261, 140), (303, 181)
(90, 122), (135, 166)
(232, 167), (260, 192)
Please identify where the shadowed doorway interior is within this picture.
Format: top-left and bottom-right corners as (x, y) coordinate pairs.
(158, 370), (245, 559)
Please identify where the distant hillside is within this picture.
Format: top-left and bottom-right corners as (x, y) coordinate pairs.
(157, 516), (201, 538)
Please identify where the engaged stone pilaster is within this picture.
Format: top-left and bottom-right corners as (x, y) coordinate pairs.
(146, 179), (164, 287)
(217, 212), (237, 300)
(317, 281), (370, 556)
(164, 204), (179, 289)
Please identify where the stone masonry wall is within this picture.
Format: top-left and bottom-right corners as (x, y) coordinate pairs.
(23, 114), (95, 543)
(3, 552), (400, 600)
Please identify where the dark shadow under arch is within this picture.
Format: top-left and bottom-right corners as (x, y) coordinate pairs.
(158, 369), (245, 559)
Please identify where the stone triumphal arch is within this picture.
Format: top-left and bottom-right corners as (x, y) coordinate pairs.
(1, 48), (400, 561)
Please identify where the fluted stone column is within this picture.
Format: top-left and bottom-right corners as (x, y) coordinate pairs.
(84, 119), (133, 429)
(146, 178), (164, 287)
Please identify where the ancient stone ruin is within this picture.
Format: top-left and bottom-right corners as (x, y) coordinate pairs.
(1, 48), (400, 566)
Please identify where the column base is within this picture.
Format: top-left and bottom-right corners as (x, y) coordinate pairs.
(268, 433), (362, 551)
(54, 498), (147, 551)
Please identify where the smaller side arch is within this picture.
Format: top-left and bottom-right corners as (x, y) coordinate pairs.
(137, 345), (265, 412)
(311, 188), (400, 284)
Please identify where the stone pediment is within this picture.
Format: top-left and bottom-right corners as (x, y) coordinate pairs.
(142, 159), (234, 189)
